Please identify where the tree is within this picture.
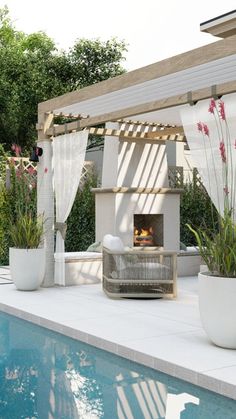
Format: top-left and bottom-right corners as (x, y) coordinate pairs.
(0, 7), (127, 152)
(68, 38), (127, 89)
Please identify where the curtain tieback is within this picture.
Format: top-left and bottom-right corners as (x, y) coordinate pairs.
(55, 222), (67, 240)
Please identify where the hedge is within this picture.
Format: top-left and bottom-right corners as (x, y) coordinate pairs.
(65, 174), (97, 252)
(180, 177), (218, 246)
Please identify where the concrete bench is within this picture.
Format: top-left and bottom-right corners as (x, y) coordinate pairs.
(55, 252), (102, 286)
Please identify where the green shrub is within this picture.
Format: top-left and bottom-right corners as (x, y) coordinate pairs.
(180, 176), (218, 246)
(0, 147), (10, 264)
(65, 174), (97, 252)
(8, 161), (37, 219)
(0, 185), (9, 264)
(0, 157), (97, 262)
(0, 155), (38, 263)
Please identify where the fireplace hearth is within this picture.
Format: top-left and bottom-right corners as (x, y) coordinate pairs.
(134, 214), (163, 247)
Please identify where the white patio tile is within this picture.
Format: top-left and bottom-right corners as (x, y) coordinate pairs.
(67, 312), (199, 343)
(0, 275), (236, 399)
(123, 329), (236, 372)
(203, 365), (236, 386)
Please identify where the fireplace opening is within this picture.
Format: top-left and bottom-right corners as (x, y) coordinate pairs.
(133, 214), (163, 247)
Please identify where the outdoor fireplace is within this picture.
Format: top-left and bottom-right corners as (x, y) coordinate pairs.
(93, 130), (182, 252)
(134, 214), (163, 247)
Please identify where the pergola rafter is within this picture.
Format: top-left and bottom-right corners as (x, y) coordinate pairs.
(38, 120), (185, 142)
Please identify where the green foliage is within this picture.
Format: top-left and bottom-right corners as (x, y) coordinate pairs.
(9, 212), (44, 249)
(0, 183), (9, 263)
(183, 170), (236, 277)
(65, 174), (97, 252)
(0, 7), (127, 152)
(186, 99), (236, 277)
(68, 38), (127, 89)
(0, 143), (7, 180)
(0, 146), (9, 263)
(187, 212), (236, 277)
(7, 161), (37, 218)
(0, 158), (37, 262)
(180, 177), (218, 246)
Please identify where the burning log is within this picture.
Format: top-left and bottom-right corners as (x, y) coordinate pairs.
(134, 227), (154, 246)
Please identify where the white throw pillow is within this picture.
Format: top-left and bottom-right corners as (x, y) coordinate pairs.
(103, 234), (125, 252)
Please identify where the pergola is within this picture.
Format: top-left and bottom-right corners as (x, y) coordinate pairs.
(37, 15), (236, 286)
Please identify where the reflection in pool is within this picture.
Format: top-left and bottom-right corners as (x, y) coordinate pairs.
(0, 311), (235, 418)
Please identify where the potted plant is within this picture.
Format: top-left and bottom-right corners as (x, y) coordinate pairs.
(187, 98), (236, 348)
(9, 212), (45, 291)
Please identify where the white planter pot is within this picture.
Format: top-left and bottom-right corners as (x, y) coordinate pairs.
(199, 271), (236, 349)
(9, 247), (46, 291)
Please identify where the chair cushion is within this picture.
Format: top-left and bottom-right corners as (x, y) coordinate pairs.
(103, 234), (125, 252)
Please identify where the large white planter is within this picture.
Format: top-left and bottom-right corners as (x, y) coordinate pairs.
(9, 247), (45, 291)
(199, 271), (236, 349)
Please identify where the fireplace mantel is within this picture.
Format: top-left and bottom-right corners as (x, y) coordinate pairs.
(92, 187), (183, 195)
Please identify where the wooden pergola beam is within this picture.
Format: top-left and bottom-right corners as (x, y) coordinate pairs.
(42, 79), (236, 131)
(38, 34), (236, 113)
(42, 78), (236, 141)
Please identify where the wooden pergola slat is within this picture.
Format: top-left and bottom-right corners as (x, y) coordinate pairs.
(43, 123), (186, 142)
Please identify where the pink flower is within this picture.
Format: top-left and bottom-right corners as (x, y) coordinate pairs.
(208, 98), (216, 114)
(11, 143), (21, 157)
(223, 186), (229, 195)
(234, 140), (236, 149)
(44, 167), (48, 173)
(219, 141), (226, 163)
(197, 122), (203, 132)
(15, 145), (21, 157)
(203, 123), (209, 136)
(27, 166), (36, 175)
(219, 100), (226, 121)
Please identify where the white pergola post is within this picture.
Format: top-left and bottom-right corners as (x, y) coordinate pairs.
(102, 122), (120, 187)
(37, 112), (54, 287)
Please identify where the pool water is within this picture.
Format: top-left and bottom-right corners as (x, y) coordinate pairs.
(0, 312), (236, 419)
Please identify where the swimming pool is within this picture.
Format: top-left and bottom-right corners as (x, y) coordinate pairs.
(0, 311), (235, 419)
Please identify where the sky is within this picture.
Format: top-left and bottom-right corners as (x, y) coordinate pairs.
(1, 0), (236, 71)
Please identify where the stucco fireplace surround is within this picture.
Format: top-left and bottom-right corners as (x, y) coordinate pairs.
(92, 122), (182, 252)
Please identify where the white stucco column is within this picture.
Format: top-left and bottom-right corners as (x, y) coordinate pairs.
(101, 122), (120, 187)
(37, 113), (54, 287)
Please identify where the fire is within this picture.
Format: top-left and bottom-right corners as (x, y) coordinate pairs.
(134, 227), (153, 237)
(134, 225), (154, 246)
(140, 228), (149, 237)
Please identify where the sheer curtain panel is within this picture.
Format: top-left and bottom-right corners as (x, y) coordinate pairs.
(53, 130), (88, 285)
(180, 93), (236, 218)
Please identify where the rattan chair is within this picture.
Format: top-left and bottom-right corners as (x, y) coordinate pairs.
(102, 247), (177, 298)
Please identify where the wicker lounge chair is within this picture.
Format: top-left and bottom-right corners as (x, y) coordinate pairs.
(103, 247), (177, 298)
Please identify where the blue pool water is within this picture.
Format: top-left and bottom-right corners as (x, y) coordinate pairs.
(0, 312), (236, 419)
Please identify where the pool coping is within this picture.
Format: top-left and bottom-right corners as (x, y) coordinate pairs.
(0, 297), (235, 401)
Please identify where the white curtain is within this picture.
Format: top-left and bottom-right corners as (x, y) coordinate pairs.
(180, 93), (236, 217)
(53, 130), (88, 285)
